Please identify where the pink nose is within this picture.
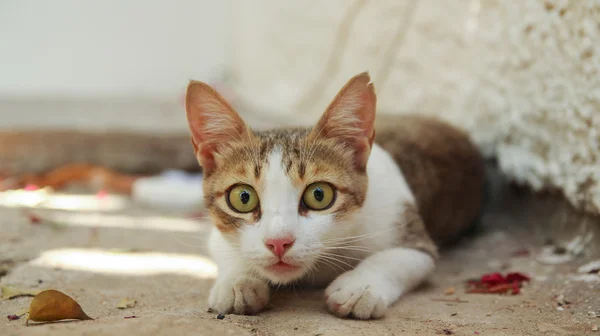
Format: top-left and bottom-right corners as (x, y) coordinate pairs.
(265, 236), (295, 258)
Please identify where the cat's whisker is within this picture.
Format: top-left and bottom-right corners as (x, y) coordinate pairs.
(322, 232), (390, 245)
(322, 219), (417, 245)
(319, 259), (353, 273)
(274, 281), (283, 294)
(316, 257), (345, 273)
(320, 252), (364, 263)
(306, 262), (318, 284)
(323, 245), (376, 253)
(322, 227), (397, 243)
(291, 283), (301, 300)
(324, 246), (375, 253)
(317, 254), (355, 270)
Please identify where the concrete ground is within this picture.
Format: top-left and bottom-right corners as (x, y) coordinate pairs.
(1, 167), (600, 336)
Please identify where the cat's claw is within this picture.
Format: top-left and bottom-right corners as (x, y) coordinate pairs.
(325, 270), (389, 319)
(208, 276), (270, 315)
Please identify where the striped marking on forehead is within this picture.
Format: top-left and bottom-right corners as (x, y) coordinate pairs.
(255, 129), (309, 179)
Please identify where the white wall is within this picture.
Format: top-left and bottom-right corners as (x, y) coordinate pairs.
(0, 0), (234, 99)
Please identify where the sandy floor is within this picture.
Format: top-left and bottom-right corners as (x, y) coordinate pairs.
(1, 171), (600, 336)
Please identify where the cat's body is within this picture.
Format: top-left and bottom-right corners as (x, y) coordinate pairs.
(186, 73), (484, 319)
(374, 114), (485, 246)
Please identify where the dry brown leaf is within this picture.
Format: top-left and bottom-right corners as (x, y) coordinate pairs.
(1, 285), (41, 299)
(27, 289), (93, 324)
(116, 297), (137, 309)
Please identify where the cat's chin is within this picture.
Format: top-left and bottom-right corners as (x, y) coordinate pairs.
(259, 262), (307, 284)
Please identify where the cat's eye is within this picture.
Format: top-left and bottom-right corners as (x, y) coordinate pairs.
(227, 184), (259, 213)
(302, 182), (335, 211)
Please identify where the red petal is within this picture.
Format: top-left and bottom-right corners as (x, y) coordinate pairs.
(466, 272), (530, 295)
(481, 272), (506, 285)
(511, 280), (520, 295)
(506, 272), (530, 282)
(487, 283), (513, 293)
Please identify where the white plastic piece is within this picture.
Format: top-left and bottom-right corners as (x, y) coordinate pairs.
(131, 170), (204, 210)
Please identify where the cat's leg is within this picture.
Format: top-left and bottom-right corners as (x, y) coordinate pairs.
(325, 247), (435, 319)
(207, 230), (270, 315)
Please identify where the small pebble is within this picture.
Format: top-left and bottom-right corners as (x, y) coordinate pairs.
(217, 313), (225, 320)
(592, 325), (598, 332)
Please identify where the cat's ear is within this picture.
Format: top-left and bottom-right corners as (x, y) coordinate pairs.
(185, 80), (252, 174)
(309, 72), (376, 170)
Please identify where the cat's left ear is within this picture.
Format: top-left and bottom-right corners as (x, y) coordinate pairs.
(309, 72), (376, 170)
(185, 80), (252, 175)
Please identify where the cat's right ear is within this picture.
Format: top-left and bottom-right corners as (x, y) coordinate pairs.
(185, 80), (251, 175)
(309, 72), (376, 171)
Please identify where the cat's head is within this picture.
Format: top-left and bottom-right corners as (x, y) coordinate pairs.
(185, 73), (376, 284)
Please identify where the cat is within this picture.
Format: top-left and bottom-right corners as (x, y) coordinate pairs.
(184, 72), (485, 319)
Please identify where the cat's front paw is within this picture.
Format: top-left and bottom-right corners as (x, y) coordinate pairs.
(208, 276), (270, 315)
(325, 270), (389, 319)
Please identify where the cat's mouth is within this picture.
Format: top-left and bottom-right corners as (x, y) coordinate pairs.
(266, 261), (300, 273)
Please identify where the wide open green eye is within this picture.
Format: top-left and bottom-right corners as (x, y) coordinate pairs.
(302, 182), (335, 211)
(227, 184), (259, 213)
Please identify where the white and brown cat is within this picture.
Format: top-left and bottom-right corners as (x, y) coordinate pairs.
(184, 72), (485, 319)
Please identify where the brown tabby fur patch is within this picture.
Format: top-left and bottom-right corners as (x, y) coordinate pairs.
(375, 114), (485, 246)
